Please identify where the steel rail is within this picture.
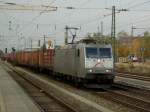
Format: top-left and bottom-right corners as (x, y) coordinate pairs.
(117, 72), (150, 82)
(2, 64), (76, 112)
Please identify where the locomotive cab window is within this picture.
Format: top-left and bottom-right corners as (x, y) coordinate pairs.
(86, 47), (98, 58)
(99, 48), (111, 58)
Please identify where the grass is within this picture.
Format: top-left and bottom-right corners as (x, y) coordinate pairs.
(116, 62), (150, 77)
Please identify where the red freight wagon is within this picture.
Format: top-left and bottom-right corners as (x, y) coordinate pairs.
(39, 49), (54, 70)
(9, 52), (16, 63)
(20, 51), (28, 66)
(6, 48), (54, 71)
(20, 52), (24, 65)
(20, 52), (25, 65)
(15, 51), (25, 65)
(23, 51), (30, 65)
(30, 50), (39, 68)
(15, 52), (21, 65)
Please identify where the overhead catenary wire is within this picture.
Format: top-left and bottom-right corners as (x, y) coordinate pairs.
(17, 0), (57, 37)
(0, 2), (108, 49)
(113, 16), (149, 31)
(62, 0), (93, 20)
(6, 0), (150, 37)
(22, 1), (150, 41)
(128, 9), (150, 12)
(2, 0), (150, 48)
(127, 0), (150, 9)
(53, 13), (107, 36)
(123, 0), (138, 8)
(59, 6), (105, 10)
(105, 0), (150, 36)
(117, 16), (150, 31)
(100, 0), (150, 35)
(34, 1), (108, 38)
(4, 0), (57, 49)
(45, 6), (128, 37)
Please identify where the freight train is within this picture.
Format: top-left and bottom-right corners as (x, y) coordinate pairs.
(3, 39), (115, 87)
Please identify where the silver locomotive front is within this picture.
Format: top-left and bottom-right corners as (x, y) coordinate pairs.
(83, 44), (114, 83)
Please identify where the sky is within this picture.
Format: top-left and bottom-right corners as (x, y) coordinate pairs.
(0, 0), (150, 51)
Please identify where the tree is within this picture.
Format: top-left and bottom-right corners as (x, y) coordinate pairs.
(131, 38), (141, 56)
(144, 31), (150, 36)
(117, 31), (130, 57)
(85, 32), (112, 44)
(117, 31), (130, 39)
(118, 44), (130, 57)
(131, 32), (150, 59)
(142, 32), (150, 58)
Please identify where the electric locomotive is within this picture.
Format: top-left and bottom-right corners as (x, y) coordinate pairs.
(54, 39), (114, 85)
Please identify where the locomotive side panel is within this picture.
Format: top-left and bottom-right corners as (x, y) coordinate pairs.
(75, 46), (86, 78)
(54, 48), (77, 76)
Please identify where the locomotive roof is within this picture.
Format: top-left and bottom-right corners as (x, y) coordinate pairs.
(55, 42), (112, 50)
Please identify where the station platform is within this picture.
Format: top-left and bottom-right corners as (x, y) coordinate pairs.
(115, 76), (150, 90)
(0, 64), (41, 112)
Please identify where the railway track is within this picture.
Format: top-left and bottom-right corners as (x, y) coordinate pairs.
(3, 62), (150, 112)
(3, 66), (76, 112)
(94, 84), (150, 112)
(117, 72), (150, 82)
(113, 84), (150, 98)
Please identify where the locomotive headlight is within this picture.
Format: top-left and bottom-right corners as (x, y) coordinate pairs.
(106, 69), (111, 73)
(88, 69), (93, 72)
